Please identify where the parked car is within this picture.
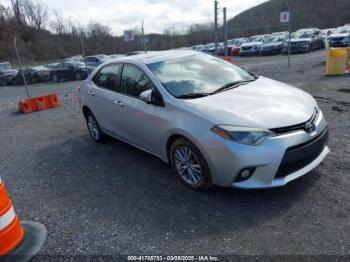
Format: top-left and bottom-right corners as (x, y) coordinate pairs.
(51, 62), (93, 82)
(230, 38), (248, 55)
(83, 54), (110, 67)
(218, 39), (237, 56)
(77, 50), (329, 190)
(0, 70), (18, 86)
(204, 43), (216, 54)
(240, 35), (271, 56)
(10, 66), (51, 85)
(327, 26), (350, 48)
(0, 62), (17, 85)
(283, 28), (323, 54)
(321, 28), (335, 48)
(191, 45), (206, 52)
(260, 35), (287, 55)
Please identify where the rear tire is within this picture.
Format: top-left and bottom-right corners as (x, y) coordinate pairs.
(52, 74), (59, 82)
(85, 111), (108, 143)
(170, 138), (212, 191)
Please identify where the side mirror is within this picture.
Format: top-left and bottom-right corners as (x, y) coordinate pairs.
(139, 89), (164, 107)
(139, 89), (153, 103)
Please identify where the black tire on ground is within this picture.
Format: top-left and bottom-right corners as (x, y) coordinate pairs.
(75, 72), (82, 80)
(84, 111), (108, 143)
(52, 74), (59, 82)
(170, 138), (212, 191)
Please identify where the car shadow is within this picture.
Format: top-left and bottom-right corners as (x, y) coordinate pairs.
(32, 134), (319, 245)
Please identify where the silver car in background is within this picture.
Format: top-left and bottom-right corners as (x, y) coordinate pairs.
(77, 50), (329, 190)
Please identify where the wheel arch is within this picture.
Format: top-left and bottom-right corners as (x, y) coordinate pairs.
(82, 105), (91, 117)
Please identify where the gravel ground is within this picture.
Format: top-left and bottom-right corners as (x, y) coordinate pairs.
(0, 50), (349, 260)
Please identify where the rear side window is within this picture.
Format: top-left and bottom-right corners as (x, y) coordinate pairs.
(93, 64), (121, 91)
(121, 65), (155, 98)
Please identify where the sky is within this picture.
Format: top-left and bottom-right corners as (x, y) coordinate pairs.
(0, 0), (269, 35)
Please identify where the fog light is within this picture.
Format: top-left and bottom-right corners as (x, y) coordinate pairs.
(234, 167), (256, 183)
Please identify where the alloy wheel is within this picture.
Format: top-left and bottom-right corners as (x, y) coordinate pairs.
(87, 115), (100, 141)
(174, 146), (202, 185)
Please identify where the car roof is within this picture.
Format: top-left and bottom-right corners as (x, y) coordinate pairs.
(107, 50), (201, 65)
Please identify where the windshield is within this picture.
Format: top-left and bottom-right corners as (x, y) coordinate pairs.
(271, 36), (285, 43)
(147, 54), (255, 98)
(71, 62), (86, 67)
(248, 36), (262, 42)
(335, 27), (350, 34)
(296, 31), (312, 38)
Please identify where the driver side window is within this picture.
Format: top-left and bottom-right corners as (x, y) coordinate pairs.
(121, 65), (155, 98)
(93, 64), (121, 91)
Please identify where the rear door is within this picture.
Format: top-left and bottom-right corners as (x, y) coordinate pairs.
(86, 63), (129, 138)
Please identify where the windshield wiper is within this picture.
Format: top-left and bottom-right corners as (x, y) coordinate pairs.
(213, 79), (256, 94)
(176, 93), (212, 99)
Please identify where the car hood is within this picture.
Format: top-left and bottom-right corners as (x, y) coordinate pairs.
(261, 42), (283, 47)
(1, 71), (17, 77)
(290, 38), (312, 43)
(328, 33), (349, 38)
(241, 42), (262, 47)
(183, 77), (316, 129)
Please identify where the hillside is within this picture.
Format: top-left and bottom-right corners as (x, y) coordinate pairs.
(227, 0), (350, 37)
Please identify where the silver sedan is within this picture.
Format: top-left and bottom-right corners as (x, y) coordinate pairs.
(77, 50), (329, 190)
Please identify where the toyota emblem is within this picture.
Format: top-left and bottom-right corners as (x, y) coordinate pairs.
(305, 122), (316, 133)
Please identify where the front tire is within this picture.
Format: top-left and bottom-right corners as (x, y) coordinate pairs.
(85, 111), (107, 143)
(75, 72), (82, 81)
(170, 138), (212, 190)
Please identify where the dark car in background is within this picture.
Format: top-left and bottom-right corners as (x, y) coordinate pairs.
(327, 26), (350, 48)
(10, 66), (51, 85)
(83, 54), (110, 67)
(51, 62), (93, 82)
(260, 35), (286, 55)
(0, 70), (18, 86)
(284, 28), (323, 54)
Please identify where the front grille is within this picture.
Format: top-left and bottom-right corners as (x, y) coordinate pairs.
(275, 128), (329, 179)
(270, 109), (318, 135)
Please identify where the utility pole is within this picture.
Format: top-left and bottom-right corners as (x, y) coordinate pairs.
(223, 7), (228, 57)
(142, 20), (147, 53)
(286, 4), (292, 68)
(214, 0), (218, 55)
(13, 38), (30, 98)
(347, 28), (350, 72)
(80, 37), (88, 70)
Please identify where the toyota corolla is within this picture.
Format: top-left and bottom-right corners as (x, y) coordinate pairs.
(77, 50), (329, 190)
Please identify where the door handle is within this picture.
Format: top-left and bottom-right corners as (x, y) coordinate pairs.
(88, 91), (95, 97)
(114, 101), (124, 108)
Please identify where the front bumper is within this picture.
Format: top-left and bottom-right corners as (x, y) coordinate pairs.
(260, 48), (282, 55)
(198, 111), (329, 189)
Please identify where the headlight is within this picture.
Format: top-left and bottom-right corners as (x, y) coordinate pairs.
(211, 125), (275, 146)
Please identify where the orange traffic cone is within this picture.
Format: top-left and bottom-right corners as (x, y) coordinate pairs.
(0, 178), (47, 262)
